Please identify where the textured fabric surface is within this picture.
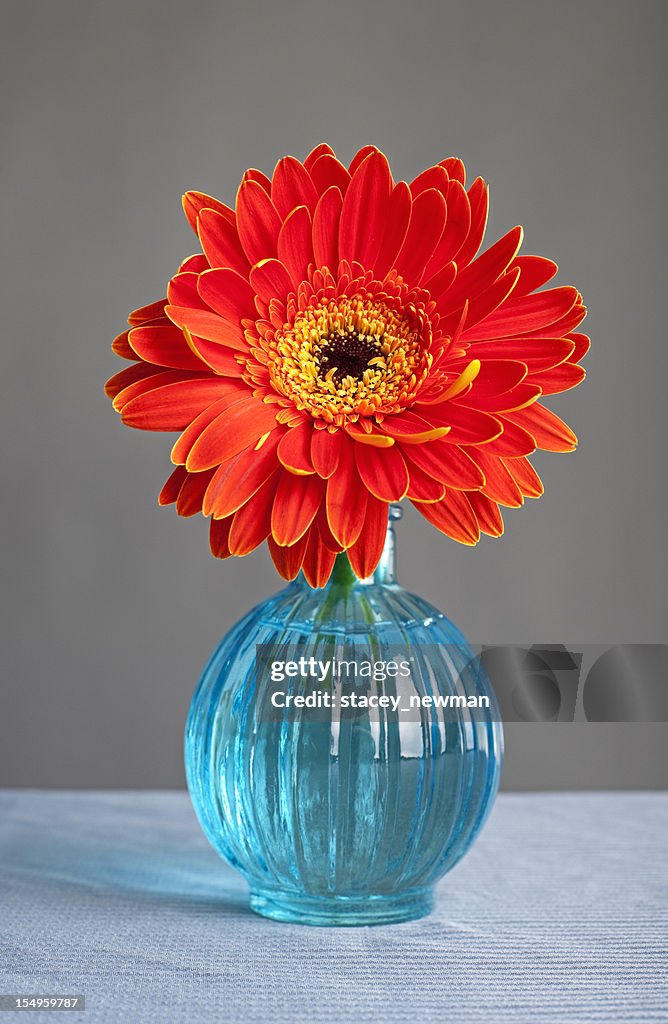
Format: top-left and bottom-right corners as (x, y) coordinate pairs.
(0, 791), (666, 1024)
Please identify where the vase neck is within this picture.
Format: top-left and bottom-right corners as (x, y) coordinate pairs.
(327, 504), (401, 590)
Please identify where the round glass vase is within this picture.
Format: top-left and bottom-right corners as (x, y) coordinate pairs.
(185, 508), (503, 926)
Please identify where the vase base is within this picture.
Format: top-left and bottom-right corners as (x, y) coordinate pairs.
(249, 887), (434, 927)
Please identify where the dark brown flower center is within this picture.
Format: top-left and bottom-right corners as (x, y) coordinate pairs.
(317, 332), (381, 383)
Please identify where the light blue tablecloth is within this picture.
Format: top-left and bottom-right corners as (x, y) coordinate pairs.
(1, 791), (666, 1023)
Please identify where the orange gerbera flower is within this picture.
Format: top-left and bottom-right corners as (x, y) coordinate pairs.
(106, 144), (588, 586)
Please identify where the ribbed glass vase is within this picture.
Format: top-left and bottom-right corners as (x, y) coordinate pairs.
(186, 508), (503, 926)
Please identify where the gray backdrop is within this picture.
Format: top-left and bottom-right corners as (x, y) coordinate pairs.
(1, 0), (666, 789)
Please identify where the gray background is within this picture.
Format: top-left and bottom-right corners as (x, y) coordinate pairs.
(1, 0), (666, 790)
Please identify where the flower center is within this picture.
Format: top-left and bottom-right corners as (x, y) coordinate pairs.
(317, 332), (382, 383)
(267, 294), (433, 425)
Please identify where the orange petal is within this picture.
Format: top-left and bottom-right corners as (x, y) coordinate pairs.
(528, 362), (586, 395)
(183, 191), (235, 233)
(438, 226), (523, 316)
(403, 456), (447, 503)
(186, 396), (278, 472)
(228, 474), (278, 556)
(422, 404), (502, 445)
(158, 466), (188, 506)
(339, 151), (392, 270)
(312, 186), (343, 272)
(456, 177), (489, 269)
(374, 182), (412, 280)
(355, 443), (409, 502)
(197, 209), (249, 276)
(268, 531), (309, 581)
(467, 491), (504, 537)
(271, 470), (325, 546)
(410, 164), (449, 198)
(311, 427), (343, 479)
(271, 156), (318, 217)
(423, 179), (471, 276)
(197, 268), (256, 324)
(121, 377), (230, 431)
(483, 417), (537, 457)
(277, 206), (314, 287)
(502, 456), (544, 498)
(277, 421), (315, 475)
(467, 448), (523, 507)
(308, 154), (351, 196)
(235, 179), (282, 264)
(463, 286), (578, 341)
(176, 468), (217, 517)
(128, 325), (205, 371)
(439, 157), (466, 185)
(203, 429), (282, 519)
(105, 362), (163, 402)
(303, 143), (336, 170)
(165, 306), (247, 353)
(401, 440), (485, 490)
(347, 495), (389, 579)
(210, 516), (234, 559)
(326, 437), (368, 547)
(301, 528), (337, 588)
(112, 329), (137, 360)
(508, 403), (577, 452)
(249, 259), (293, 307)
(414, 489), (480, 545)
(171, 391), (246, 465)
(465, 337), (575, 372)
(394, 188), (447, 285)
(510, 255), (558, 297)
(127, 298), (167, 327)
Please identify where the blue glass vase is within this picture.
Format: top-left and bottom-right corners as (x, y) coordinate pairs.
(186, 508), (503, 925)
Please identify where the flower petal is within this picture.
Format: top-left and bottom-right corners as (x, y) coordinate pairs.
(326, 437), (368, 547)
(277, 420), (315, 475)
(311, 427), (343, 479)
(414, 489), (480, 545)
(197, 268), (257, 324)
(228, 473), (278, 556)
(165, 306), (248, 352)
(467, 448), (524, 507)
(374, 182), (412, 281)
(121, 377), (231, 431)
(271, 470), (324, 545)
(423, 180), (471, 277)
(249, 259), (294, 307)
(128, 324), (205, 371)
(302, 528), (337, 588)
(312, 186), (343, 272)
(186, 395), (279, 472)
(235, 179), (282, 264)
(347, 495), (389, 579)
(401, 439), (485, 490)
(394, 189), (446, 285)
(339, 151), (392, 269)
(437, 226), (523, 315)
(463, 286), (579, 341)
(268, 531), (309, 580)
(456, 177), (489, 269)
(159, 465), (188, 506)
(355, 443), (409, 502)
(203, 429), (283, 518)
(508, 403), (578, 452)
(467, 490), (504, 536)
(308, 154), (351, 196)
(303, 143), (335, 170)
(175, 468), (217, 517)
(183, 191), (235, 233)
(528, 362), (586, 395)
(210, 516), (233, 558)
(197, 209), (249, 276)
(503, 456), (544, 498)
(510, 255), (558, 297)
(271, 156), (318, 217)
(277, 206), (314, 288)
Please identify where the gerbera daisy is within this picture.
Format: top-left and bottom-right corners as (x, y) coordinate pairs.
(106, 144), (588, 586)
